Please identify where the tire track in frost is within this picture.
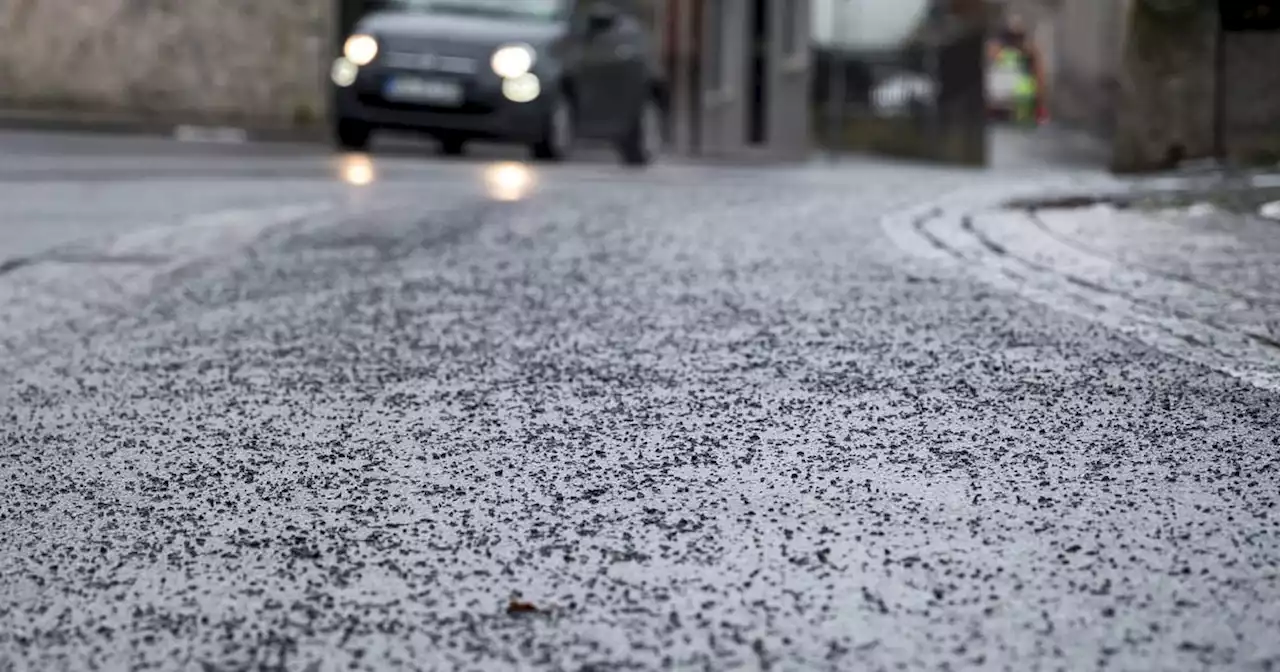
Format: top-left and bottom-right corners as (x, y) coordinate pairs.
(882, 192), (1280, 392)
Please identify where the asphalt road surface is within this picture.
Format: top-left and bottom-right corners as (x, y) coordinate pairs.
(2, 130), (1278, 671)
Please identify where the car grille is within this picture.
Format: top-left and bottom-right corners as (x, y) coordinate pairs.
(357, 93), (495, 115)
(376, 36), (488, 75)
(380, 52), (479, 75)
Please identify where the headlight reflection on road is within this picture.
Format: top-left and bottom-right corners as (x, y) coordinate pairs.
(483, 161), (535, 202)
(337, 153), (376, 186)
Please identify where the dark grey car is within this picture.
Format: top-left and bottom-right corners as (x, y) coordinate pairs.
(331, 0), (666, 165)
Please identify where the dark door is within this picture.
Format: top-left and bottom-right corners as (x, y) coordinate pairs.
(746, 0), (770, 146)
(696, 0), (744, 155)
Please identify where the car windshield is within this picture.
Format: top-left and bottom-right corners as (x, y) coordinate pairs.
(386, 0), (566, 22)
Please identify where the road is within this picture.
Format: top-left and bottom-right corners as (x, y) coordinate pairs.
(1, 129), (1278, 671)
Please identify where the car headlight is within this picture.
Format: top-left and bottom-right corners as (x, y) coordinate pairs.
(491, 44), (535, 79)
(343, 34), (379, 66)
(501, 73), (541, 103)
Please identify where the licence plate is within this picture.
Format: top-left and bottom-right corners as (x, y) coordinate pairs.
(383, 77), (463, 106)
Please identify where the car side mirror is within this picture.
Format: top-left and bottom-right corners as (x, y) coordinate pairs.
(586, 4), (618, 33)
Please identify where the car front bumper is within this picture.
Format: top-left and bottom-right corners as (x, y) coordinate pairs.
(333, 65), (554, 143)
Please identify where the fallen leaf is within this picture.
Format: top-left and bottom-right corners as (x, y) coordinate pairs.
(507, 599), (540, 615)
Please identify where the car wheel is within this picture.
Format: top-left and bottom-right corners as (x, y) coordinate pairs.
(439, 136), (467, 157)
(617, 96), (663, 167)
(334, 118), (372, 151)
(531, 95), (574, 162)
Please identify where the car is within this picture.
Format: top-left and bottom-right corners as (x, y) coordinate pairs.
(329, 0), (666, 166)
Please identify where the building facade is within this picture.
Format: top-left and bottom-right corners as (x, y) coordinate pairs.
(0, 0), (332, 129)
(0, 0), (1008, 166)
(657, 0), (813, 160)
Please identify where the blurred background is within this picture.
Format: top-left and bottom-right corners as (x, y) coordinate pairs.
(0, 0), (1277, 172)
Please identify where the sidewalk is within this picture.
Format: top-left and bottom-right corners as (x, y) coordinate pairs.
(989, 124), (1112, 172)
(1026, 183), (1280, 309)
(883, 170), (1280, 391)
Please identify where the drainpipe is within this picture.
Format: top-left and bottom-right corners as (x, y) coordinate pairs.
(1211, 1), (1226, 167)
(827, 0), (848, 161)
(923, 0), (942, 139)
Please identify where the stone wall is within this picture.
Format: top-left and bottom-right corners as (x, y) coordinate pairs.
(1110, 1), (1280, 172)
(0, 0), (333, 129)
(1109, 1), (1217, 172)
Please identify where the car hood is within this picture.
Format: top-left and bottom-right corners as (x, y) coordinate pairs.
(357, 11), (565, 52)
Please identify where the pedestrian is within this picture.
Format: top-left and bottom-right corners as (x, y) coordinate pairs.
(987, 14), (1046, 125)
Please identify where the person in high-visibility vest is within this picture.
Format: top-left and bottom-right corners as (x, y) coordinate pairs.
(987, 15), (1047, 125)
(995, 46), (1037, 123)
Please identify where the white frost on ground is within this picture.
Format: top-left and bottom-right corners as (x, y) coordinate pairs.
(1184, 202), (1220, 217)
(1149, 202), (1219, 218)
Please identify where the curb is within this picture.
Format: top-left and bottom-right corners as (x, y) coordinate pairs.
(0, 109), (326, 146)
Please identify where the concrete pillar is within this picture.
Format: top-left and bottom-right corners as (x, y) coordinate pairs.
(766, 0), (813, 160)
(1110, 1), (1216, 172)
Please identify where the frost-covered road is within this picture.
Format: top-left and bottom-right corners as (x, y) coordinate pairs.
(2, 130), (1277, 671)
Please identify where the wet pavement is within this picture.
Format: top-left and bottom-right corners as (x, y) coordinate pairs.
(2, 130), (1279, 671)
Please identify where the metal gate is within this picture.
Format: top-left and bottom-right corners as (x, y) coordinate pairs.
(812, 0), (987, 165)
